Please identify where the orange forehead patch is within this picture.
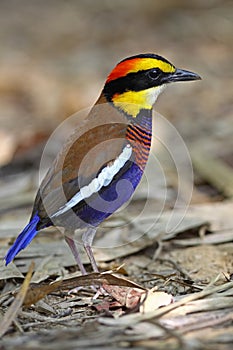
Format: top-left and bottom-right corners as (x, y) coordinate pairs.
(107, 57), (175, 83)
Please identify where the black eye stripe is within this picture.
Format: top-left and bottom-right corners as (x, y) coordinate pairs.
(104, 68), (167, 100)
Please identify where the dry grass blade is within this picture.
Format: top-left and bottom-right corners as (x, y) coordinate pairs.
(0, 262), (34, 337)
(59, 272), (146, 290)
(23, 280), (62, 307)
(19, 272), (145, 308)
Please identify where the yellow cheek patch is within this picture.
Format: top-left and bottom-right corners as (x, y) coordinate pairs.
(107, 57), (175, 83)
(112, 88), (157, 117)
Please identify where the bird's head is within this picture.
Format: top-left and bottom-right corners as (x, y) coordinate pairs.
(103, 53), (201, 118)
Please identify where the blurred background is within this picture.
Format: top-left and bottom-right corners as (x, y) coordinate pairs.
(0, 0), (232, 214)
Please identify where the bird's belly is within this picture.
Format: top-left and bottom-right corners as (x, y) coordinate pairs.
(65, 162), (143, 228)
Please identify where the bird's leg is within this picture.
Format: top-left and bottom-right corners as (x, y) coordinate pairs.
(82, 227), (109, 297)
(82, 227), (99, 273)
(65, 230), (107, 297)
(65, 233), (87, 275)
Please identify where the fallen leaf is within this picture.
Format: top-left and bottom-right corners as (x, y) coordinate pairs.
(0, 262), (34, 337)
(59, 272), (146, 291)
(140, 289), (173, 313)
(0, 261), (24, 280)
(22, 280), (62, 307)
(102, 284), (145, 310)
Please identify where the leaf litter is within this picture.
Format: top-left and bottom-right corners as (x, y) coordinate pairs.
(0, 199), (232, 349)
(0, 152), (233, 349)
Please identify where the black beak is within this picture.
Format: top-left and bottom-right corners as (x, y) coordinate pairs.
(167, 68), (201, 83)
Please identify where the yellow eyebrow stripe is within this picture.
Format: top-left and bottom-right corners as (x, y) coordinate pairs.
(126, 58), (175, 74)
(107, 57), (175, 82)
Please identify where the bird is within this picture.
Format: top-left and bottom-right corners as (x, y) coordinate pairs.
(5, 53), (201, 274)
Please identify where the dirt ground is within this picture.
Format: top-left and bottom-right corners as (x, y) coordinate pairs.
(0, 1), (233, 349)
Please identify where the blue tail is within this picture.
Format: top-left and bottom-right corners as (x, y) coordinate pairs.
(5, 213), (40, 265)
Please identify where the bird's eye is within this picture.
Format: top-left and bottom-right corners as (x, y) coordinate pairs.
(148, 69), (160, 80)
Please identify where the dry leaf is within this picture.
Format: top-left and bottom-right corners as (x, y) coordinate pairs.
(0, 262), (34, 337)
(102, 284), (145, 310)
(22, 280), (62, 307)
(140, 289), (173, 313)
(59, 272), (145, 291)
(0, 261), (24, 280)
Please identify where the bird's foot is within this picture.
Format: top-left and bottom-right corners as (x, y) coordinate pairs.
(92, 286), (109, 299)
(68, 284), (108, 298)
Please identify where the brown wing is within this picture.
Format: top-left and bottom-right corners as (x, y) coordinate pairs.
(32, 94), (130, 220)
